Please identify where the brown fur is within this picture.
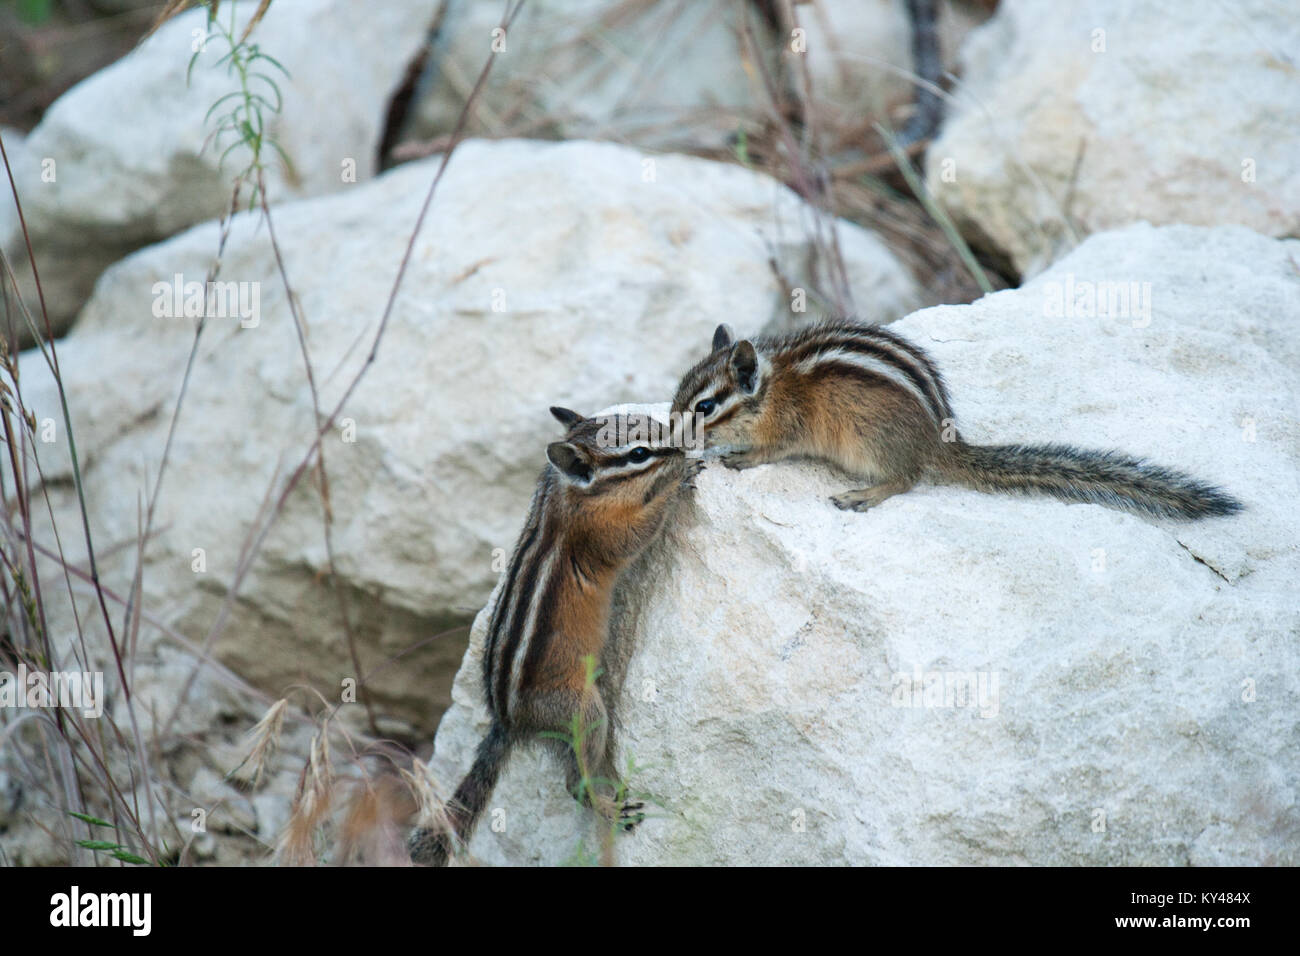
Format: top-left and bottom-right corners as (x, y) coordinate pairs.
(410, 410), (697, 866)
(673, 321), (1240, 519)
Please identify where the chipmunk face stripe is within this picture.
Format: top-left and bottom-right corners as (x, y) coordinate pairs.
(581, 446), (682, 492)
(702, 402), (744, 431)
(594, 445), (678, 469)
(674, 363), (766, 430)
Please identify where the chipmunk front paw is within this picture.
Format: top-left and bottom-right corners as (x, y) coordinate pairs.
(720, 448), (762, 471)
(680, 457), (705, 490)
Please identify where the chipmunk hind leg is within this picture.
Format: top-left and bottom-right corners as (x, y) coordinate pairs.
(831, 477), (918, 512)
(827, 405), (929, 512)
(527, 687), (638, 823)
(561, 689), (613, 807)
(530, 687), (641, 865)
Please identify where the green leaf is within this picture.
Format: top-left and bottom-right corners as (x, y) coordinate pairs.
(67, 811), (114, 828)
(111, 850), (150, 865)
(267, 138), (294, 175)
(218, 139), (246, 169)
(187, 48), (205, 87)
(75, 840), (121, 851)
(203, 90), (249, 124)
(251, 73), (284, 111)
(253, 51), (291, 78)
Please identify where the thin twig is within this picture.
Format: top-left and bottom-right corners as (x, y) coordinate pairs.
(160, 0), (528, 737)
(256, 166), (377, 736)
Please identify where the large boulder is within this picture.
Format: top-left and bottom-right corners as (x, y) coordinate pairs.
(16, 138), (918, 734)
(925, 0), (1300, 277)
(431, 223), (1299, 865)
(1, 0), (435, 340)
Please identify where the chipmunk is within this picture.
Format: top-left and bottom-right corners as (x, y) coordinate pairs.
(671, 321), (1241, 519)
(409, 407), (697, 866)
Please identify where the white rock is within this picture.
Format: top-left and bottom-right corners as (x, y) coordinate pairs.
(409, 0), (756, 152)
(410, 1), (988, 153)
(925, 0), (1300, 277)
(1, 0), (435, 339)
(15, 138), (916, 727)
(801, 0), (987, 132)
(432, 223), (1300, 865)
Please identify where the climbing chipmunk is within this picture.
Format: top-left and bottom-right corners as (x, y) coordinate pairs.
(671, 321), (1241, 519)
(409, 407), (697, 866)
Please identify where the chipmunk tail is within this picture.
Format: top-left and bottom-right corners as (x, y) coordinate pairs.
(944, 441), (1242, 520)
(409, 721), (510, 866)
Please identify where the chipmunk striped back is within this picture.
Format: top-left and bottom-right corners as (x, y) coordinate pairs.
(782, 322), (954, 427)
(672, 320), (1240, 520)
(673, 320), (954, 437)
(411, 408), (694, 866)
(481, 413), (685, 724)
(482, 469), (558, 724)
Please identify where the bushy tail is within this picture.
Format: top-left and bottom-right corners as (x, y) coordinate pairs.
(943, 442), (1242, 520)
(409, 721), (510, 866)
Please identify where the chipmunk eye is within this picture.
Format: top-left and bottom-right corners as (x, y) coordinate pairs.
(695, 398), (717, 417)
(628, 446), (651, 463)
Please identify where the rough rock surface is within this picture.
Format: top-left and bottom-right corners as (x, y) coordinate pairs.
(431, 223), (1299, 865)
(925, 0), (1300, 277)
(409, 0), (759, 152)
(16, 138), (917, 732)
(1, 0), (434, 339)
(408, 1), (988, 152)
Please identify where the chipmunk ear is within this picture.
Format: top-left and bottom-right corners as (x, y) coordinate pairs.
(549, 406), (584, 429)
(547, 441), (593, 483)
(712, 323), (735, 352)
(730, 340), (760, 394)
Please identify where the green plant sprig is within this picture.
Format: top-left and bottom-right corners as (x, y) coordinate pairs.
(188, 0), (292, 210)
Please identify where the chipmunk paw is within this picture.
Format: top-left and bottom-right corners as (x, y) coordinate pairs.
(618, 799), (646, 832)
(720, 449), (762, 471)
(680, 457), (706, 490)
(830, 491), (874, 512)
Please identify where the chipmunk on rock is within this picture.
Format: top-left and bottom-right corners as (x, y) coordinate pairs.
(409, 408), (697, 866)
(671, 321), (1241, 519)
